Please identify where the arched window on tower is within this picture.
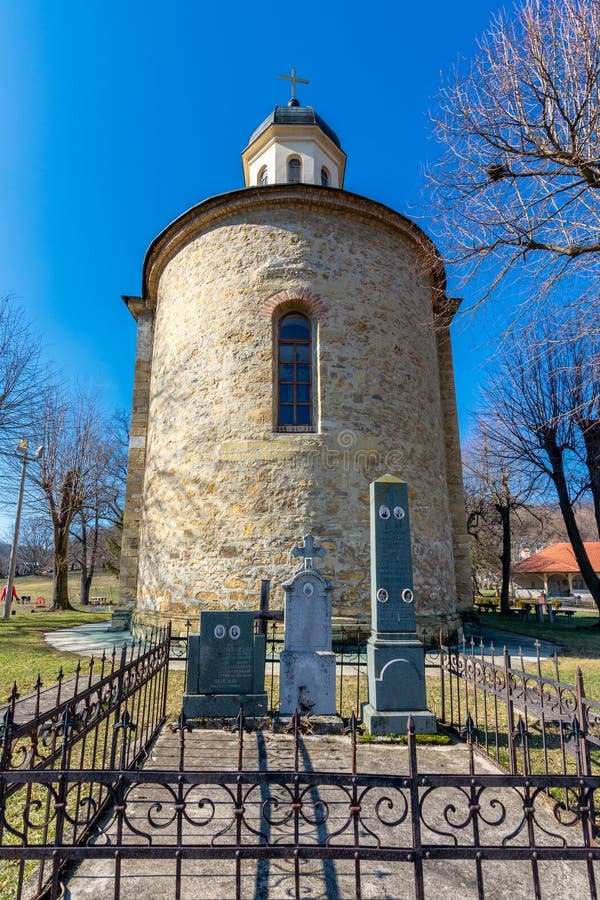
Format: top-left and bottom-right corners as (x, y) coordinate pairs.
(287, 157), (301, 184)
(258, 165), (268, 186)
(321, 167), (330, 187)
(277, 313), (312, 430)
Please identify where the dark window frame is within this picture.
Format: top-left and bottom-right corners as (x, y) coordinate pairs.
(276, 312), (313, 432)
(287, 157), (302, 183)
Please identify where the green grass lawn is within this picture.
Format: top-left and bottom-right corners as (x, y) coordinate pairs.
(472, 608), (600, 694)
(0, 572), (115, 699)
(427, 608), (600, 775)
(11, 570), (119, 606)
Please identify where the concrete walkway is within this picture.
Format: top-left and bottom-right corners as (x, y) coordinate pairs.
(61, 727), (597, 900)
(44, 621), (135, 657)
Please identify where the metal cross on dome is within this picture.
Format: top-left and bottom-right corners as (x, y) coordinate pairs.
(292, 533), (325, 571)
(279, 66), (309, 102)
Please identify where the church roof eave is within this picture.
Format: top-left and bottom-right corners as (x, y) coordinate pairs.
(133, 185), (452, 318)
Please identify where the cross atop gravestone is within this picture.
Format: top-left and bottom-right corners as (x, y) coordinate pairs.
(291, 533), (325, 572)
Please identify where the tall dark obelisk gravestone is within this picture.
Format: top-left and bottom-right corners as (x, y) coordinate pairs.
(361, 475), (436, 735)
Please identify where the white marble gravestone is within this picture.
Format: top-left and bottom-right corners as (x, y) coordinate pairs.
(279, 534), (337, 718)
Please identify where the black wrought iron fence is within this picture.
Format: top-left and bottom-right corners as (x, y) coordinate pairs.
(438, 638), (600, 779)
(168, 621), (445, 721)
(1, 708), (598, 900)
(0, 625), (171, 899)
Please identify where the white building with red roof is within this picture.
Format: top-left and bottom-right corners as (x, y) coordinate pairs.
(511, 542), (600, 600)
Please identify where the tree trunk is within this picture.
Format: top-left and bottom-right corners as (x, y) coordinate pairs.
(580, 422), (600, 538)
(79, 526), (89, 605)
(547, 440), (600, 615)
(496, 504), (512, 614)
(80, 571), (93, 606)
(52, 526), (73, 610)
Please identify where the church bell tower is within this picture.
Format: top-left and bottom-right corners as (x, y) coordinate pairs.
(241, 68), (346, 189)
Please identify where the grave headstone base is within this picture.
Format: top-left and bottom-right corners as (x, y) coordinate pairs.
(361, 705), (437, 735)
(365, 637), (429, 711)
(279, 649), (336, 716)
(273, 714), (344, 735)
(182, 692), (268, 719)
(362, 636), (435, 735)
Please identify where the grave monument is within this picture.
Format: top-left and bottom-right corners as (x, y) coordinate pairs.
(183, 610), (268, 719)
(278, 534), (340, 728)
(361, 475), (436, 735)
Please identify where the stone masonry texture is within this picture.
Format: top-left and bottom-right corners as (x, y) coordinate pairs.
(121, 186), (470, 636)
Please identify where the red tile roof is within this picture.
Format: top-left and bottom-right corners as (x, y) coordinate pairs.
(512, 542), (600, 575)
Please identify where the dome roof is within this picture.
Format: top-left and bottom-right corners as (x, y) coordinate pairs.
(248, 101), (342, 149)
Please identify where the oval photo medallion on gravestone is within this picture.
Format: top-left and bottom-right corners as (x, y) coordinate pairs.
(379, 505), (390, 519)
(394, 506), (405, 519)
(303, 582), (314, 597)
(229, 625), (241, 640)
(214, 624), (226, 638)
(376, 588), (389, 603)
(402, 588), (414, 603)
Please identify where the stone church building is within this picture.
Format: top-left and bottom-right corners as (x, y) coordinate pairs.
(120, 88), (471, 636)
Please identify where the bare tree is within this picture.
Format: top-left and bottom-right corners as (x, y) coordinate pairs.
(31, 387), (104, 610)
(70, 424), (125, 605)
(18, 516), (53, 575)
(464, 423), (535, 611)
(485, 321), (600, 615)
(101, 409), (129, 578)
(429, 0), (600, 319)
(566, 337), (600, 533)
(0, 296), (43, 466)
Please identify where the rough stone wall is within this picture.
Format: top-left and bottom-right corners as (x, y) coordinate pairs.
(120, 307), (154, 606)
(129, 193), (465, 635)
(434, 317), (472, 612)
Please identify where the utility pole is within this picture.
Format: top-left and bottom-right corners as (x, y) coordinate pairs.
(3, 440), (43, 619)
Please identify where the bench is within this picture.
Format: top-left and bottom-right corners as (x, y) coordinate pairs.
(554, 609), (576, 625)
(509, 604), (532, 621)
(475, 602), (498, 614)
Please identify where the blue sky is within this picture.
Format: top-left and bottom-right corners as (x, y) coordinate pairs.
(0, 0), (508, 437)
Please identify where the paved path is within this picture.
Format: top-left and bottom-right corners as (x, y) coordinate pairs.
(44, 622), (135, 657)
(62, 728), (597, 900)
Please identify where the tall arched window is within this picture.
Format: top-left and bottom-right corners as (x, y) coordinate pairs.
(287, 157), (301, 183)
(258, 165), (268, 186)
(321, 167), (330, 187)
(277, 313), (312, 429)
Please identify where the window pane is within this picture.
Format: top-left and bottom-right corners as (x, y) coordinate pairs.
(279, 364), (294, 382)
(295, 344), (310, 363)
(321, 167), (329, 187)
(279, 384), (294, 403)
(279, 344), (294, 362)
(296, 365), (310, 382)
(288, 158), (301, 183)
(280, 315), (310, 340)
(296, 405), (311, 425)
(296, 384), (310, 403)
(279, 405), (294, 425)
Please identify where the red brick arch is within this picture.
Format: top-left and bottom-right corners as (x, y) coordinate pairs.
(260, 288), (327, 321)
